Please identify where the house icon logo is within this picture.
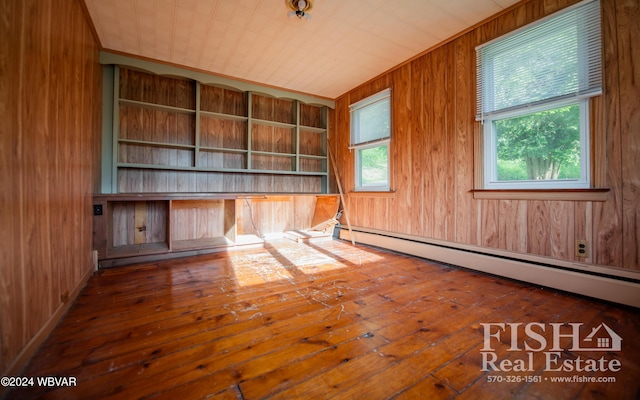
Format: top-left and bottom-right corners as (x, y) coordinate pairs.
(580, 323), (622, 351)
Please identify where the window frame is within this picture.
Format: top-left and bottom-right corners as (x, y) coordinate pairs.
(475, 0), (601, 191)
(483, 97), (591, 190)
(350, 88), (392, 192)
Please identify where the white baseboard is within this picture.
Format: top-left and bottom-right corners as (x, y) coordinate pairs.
(339, 227), (640, 308)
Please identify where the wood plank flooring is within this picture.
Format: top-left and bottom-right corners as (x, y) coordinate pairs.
(6, 239), (640, 399)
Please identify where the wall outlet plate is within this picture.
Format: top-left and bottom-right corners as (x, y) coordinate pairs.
(575, 240), (589, 258)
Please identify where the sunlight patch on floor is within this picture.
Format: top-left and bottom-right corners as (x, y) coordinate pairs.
(227, 240), (384, 286)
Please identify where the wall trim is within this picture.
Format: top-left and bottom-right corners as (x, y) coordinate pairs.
(338, 226), (640, 308)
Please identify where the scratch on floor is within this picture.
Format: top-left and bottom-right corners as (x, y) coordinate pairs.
(337, 304), (345, 320)
(248, 312), (263, 320)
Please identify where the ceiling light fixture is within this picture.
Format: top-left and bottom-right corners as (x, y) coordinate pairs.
(287, 0), (312, 20)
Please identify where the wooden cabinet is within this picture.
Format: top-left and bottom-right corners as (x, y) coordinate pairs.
(170, 199), (237, 251)
(108, 200), (170, 257)
(112, 67), (329, 192)
(93, 193), (338, 268)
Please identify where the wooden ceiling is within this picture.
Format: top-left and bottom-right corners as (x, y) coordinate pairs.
(83, 0), (521, 99)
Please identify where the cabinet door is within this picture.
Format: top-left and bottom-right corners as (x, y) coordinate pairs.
(108, 201), (169, 257)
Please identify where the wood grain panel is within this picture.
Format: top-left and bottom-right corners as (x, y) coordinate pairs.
(200, 85), (246, 116)
(331, 98), (352, 226)
(549, 201), (574, 260)
(252, 94), (295, 124)
(293, 196), (317, 229)
(200, 116), (247, 149)
(481, 200), (499, 248)
(430, 45), (454, 241)
(391, 64), (412, 235)
(299, 104), (324, 128)
(527, 201), (550, 256)
(1, 0), (102, 378)
(120, 68), (195, 110)
(454, 33), (476, 245)
(299, 158), (324, 174)
(594, 0), (624, 267)
(22, 0), (54, 342)
(0, 0), (24, 374)
(51, 0), (73, 302)
(119, 143), (194, 167)
(410, 56), (426, 237)
(251, 124), (294, 154)
(375, 199), (391, 232)
(238, 197), (296, 236)
(442, 44), (457, 243)
(498, 200), (527, 253)
(200, 150), (247, 170)
(252, 154), (295, 172)
(171, 200), (225, 241)
(421, 53), (435, 239)
(357, 198), (370, 231)
(618, 0), (640, 270)
(299, 130), (323, 156)
(111, 202), (135, 247)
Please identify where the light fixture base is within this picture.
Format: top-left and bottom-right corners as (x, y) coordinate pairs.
(286, 0), (313, 20)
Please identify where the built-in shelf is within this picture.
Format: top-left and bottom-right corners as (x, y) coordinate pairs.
(110, 67), (329, 193)
(93, 193), (340, 268)
(300, 126), (326, 133)
(171, 237), (232, 251)
(119, 139), (196, 150)
(200, 147), (248, 154)
(200, 110), (248, 121)
(119, 98), (196, 114)
(251, 118), (296, 129)
(109, 242), (170, 258)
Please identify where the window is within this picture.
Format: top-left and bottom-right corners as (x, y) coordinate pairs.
(476, 0), (602, 190)
(350, 88), (391, 191)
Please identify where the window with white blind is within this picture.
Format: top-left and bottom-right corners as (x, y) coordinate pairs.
(476, 0), (602, 189)
(350, 88), (391, 191)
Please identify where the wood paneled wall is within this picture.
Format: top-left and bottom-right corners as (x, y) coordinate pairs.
(331, 0), (640, 271)
(0, 0), (102, 377)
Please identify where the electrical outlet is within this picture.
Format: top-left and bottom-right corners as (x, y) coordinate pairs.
(575, 240), (589, 258)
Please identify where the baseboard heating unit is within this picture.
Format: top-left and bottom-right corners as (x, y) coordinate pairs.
(338, 226), (640, 308)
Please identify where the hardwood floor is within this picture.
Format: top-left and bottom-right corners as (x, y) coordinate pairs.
(6, 239), (640, 399)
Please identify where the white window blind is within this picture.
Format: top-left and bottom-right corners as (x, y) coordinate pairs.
(476, 0), (602, 121)
(350, 88), (391, 147)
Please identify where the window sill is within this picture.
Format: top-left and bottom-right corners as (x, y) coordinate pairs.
(471, 189), (609, 201)
(349, 190), (396, 199)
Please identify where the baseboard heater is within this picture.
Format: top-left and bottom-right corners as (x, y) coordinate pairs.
(338, 226), (640, 309)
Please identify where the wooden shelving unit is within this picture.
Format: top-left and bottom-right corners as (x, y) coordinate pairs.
(93, 193), (340, 268)
(111, 67), (329, 191)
